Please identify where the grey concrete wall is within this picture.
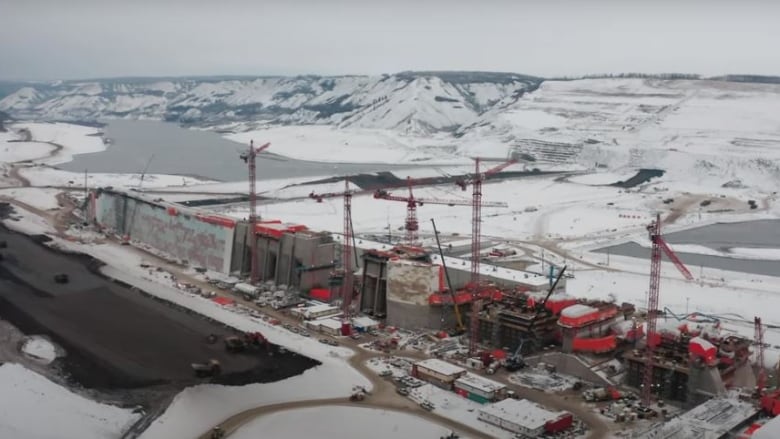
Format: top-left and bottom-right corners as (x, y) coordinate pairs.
(250, 232), (335, 291)
(387, 299), (455, 330)
(94, 190), (234, 273)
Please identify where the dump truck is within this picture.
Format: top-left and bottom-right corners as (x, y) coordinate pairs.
(224, 336), (247, 353)
(234, 282), (260, 300)
(583, 386), (621, 402)
(192, 359), (221, 377)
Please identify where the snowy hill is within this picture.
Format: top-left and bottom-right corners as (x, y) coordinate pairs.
(0, 72), (541, 135)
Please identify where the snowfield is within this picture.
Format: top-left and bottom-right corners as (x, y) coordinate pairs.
(18, 122), (106, 166)
(0, 363), (140, 439)
(18, 165), (214, 188)
(230, 406), (467, 439)
(226, 125), (465, 165)
(0, 187), (60, 210)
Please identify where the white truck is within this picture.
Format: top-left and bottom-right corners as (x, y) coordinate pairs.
(234, 283), (261, 300)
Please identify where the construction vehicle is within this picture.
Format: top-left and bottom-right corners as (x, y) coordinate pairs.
(505, 338), (528, 372)
(441, 432), (460, 439)
(192, 359), (221, 378)
(582, 386), (622, 402)
(420, 401), (435, 411)
(224, 336), (247, 353)
(349, 392), (365, 402)
(53, 273), (69, 284)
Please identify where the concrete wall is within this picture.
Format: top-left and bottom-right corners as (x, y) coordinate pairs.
(386, 260), (440, 305)
(254, 232), (335, 292)
(94, 190), (234, 273)
(360, 257), (387, 316)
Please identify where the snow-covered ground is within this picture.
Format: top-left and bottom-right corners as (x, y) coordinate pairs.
(227, 125), (465, 165)
(21, 336), (59, 364)
(16, 122), (106, 166)
(230, 406), (467, 439)
(18, 165), (213, 188)
(0, 363), (140, 439)
(0, 187), (60, 210)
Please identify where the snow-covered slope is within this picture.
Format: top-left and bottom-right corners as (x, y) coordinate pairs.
(0, 72), (540, 136)
(0, 363), (140, 439)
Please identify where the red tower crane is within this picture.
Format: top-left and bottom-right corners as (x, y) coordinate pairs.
(240, 140), (270, 285)
(454, 157), (517, 356)
(308, 179), (357, 335)
(756, 316), (766, 394)
(455, 158), (518, 191)
(642, 213), (693, 406)
(373, 177), (508, 244)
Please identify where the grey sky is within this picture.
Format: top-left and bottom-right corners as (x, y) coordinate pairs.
(1, 0), (779, 80)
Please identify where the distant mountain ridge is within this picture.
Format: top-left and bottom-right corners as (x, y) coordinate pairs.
(0, 72), (542, 135)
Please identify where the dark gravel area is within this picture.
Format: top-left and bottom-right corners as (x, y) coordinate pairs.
(0, 224), (318, 391)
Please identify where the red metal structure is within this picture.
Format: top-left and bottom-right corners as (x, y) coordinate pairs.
(308, 179), (356, 334)
(642, 213), (694, 406)
(374, 177), (507, 244)
(240, 140), (270, 285)
(756, 316), (766, 394)
(455, 158), (518, 191)
(453, 157), (517, 356)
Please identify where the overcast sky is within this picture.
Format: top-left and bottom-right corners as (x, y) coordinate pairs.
(1, 0), (779, 80)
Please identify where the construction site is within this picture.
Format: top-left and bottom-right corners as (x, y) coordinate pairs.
(63, 143), (780, 439)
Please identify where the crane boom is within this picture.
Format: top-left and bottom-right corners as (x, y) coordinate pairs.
(657, 237), (694, 280)
(431, 218), (465, 334)
(373, 190), (507, 207)
(456, 158), (517, 190)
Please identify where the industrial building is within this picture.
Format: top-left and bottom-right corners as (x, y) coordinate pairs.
(306, 317), (343, 336)
(623, 326), (754, 405)
(453, 373), (507, 403)
(412, 359), (467, 389)
(478, 398), (573, 437)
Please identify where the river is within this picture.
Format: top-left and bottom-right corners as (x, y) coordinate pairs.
(59, 120), (425, 182)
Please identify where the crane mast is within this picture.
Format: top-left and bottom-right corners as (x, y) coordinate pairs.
(240, 140), (270, 285)
(756, 316), (766, 394)
(470, 158), (482, 357)
(642, 213), (693, 406)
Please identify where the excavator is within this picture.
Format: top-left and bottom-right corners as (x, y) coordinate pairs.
(431, 218), (466, 336)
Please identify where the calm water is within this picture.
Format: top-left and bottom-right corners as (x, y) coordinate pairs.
(59, 120), (422, 181)
(596, 219), (780, 276)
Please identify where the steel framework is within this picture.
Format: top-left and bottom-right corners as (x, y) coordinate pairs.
(240, 140), (270, 285)
(308, 179), (356, 331)
(642, 213), (693, 406)
(756, 316), (766, 394)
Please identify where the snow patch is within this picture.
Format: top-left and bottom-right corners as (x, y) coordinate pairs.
(21, 336), (58, 363)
